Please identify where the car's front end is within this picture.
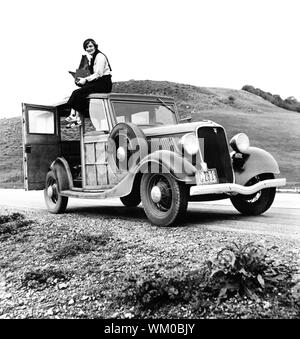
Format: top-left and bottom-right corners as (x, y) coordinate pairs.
(139, 118), (286, 222)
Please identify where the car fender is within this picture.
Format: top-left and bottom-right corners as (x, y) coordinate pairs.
(137, 150), (197, 183)
(234, 147), (280, 185)
(49, 157), (73, 192)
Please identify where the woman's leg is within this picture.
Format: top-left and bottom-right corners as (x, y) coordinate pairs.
(67, 76), (112, 110)
(65, 85), (93, 126)
(66, 76), (112, 127)
(67, 86), (92, 112)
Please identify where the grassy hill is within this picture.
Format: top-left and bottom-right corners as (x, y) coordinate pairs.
(1, 80), (299, 188)
(0, 117), (23, 188)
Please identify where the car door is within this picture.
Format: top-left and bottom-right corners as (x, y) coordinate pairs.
(22, 103), (60, 190)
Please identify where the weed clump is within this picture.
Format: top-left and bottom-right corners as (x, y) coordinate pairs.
(207, 242), (296, 301)
(22, 268), (71, 289)
(122, 242), (297, 311)
(0, 212), (32, 240)
(52, 231), (113, 260)
(122, 267), (209, 310)
(0, 212), (25, 225)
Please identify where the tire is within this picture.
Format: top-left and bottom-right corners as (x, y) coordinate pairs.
(44, 171), (68, 214)
(140, 173), (188, 226)
(230, 173), (276, 216)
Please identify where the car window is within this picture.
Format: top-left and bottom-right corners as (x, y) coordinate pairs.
(132, 111), (149, 125)
(155, 106), (177, 125)
(28, 110), (55, 134)
(84, 99), (108, 134)
(112, 101), (177, 126)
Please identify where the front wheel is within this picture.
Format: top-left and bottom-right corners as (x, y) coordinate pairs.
(140, 173), (188, 226)
(230, 173), (276, 216)
(44, 171), (68, 214)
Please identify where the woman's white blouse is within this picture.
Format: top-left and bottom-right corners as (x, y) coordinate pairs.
(86, 53), (111, 82)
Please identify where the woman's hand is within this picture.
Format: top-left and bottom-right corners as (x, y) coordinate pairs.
(76, 77), (87, 86)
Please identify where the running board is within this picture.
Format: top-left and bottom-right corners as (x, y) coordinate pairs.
(60, 190), (109, 199)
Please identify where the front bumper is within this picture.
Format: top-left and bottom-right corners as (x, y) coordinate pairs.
(190, 178), (286, 196)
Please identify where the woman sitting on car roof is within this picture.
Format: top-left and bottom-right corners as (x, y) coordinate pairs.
(65, 38), (112, 128)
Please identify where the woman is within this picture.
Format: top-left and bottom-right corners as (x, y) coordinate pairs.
(66, 38), (112, 127)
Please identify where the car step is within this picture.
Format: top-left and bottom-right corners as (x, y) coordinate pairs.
(60, 189), (108, 199)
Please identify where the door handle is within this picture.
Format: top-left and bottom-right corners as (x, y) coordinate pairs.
(25, 145), (32, 153)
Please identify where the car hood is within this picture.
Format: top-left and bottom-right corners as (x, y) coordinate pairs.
(142, 120), (222, 137)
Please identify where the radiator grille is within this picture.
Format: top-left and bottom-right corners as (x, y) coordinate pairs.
(148, 137), (175, 152)
(197, 127), (233, 183)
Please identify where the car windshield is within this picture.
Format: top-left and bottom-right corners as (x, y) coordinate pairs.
(111, 101), (178, 127)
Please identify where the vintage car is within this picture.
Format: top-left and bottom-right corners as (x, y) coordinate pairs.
(22, 93), (286, 226)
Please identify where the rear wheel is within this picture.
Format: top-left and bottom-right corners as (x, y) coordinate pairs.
(230, 173), (276, 215)
(140, 173), (188, 226)
(44, 171), (68, 213)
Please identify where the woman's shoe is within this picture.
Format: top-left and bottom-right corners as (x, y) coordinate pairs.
(65, 110), (78, 123)
(65, 115), (76, 123)
(66, 119), (82, 129)
(76, 116), (82, 125)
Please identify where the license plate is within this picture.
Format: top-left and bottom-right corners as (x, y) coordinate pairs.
(196, 169), (218, 185)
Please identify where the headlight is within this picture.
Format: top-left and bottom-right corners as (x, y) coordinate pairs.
(230, 133), (250, 153)
(180, 133), (199, 155)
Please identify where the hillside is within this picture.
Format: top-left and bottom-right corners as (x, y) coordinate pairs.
(0, 117), (23, 188)
(0, 80), (299, 188)
(242, 85), (300, 113)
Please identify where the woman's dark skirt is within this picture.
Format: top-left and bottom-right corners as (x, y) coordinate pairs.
(67, 75), (112, 112)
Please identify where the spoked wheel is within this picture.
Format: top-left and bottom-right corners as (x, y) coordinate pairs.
(140, 173), (188, 226)
(230, 173), (276, 216)
(44, 171), (68, 213)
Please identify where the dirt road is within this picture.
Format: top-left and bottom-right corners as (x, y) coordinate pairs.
(0, 189), (299, 241)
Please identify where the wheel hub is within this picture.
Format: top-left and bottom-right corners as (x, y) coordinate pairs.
(117, 147), (126, 162)
(151, 186), (162, 203)
(47, 184), (57, 199)
(47, 185), (54, 198)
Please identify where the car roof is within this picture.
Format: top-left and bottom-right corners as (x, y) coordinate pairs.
(55, 92), (175, 107)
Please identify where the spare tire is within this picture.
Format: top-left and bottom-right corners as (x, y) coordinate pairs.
(107, 123), (148, 175)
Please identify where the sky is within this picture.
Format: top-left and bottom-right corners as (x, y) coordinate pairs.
(0, 0), (299, 118)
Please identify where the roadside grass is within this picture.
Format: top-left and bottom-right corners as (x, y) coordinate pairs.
(0, 155), (23, 188)
(0, 207), (299, 319)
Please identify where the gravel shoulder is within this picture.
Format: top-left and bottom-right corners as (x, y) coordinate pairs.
(0, 205), (299, 319)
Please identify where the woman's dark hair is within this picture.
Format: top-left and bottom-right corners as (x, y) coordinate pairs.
(83, 38), (98, 51)
(82, 38), (112, 72)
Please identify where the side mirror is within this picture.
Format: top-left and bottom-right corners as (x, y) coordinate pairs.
(180, 115), (192, 123)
